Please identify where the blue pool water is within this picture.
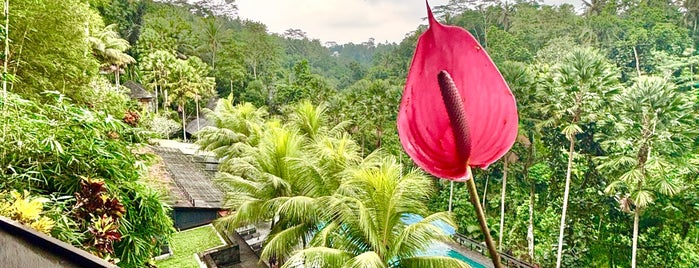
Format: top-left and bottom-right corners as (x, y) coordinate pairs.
(402, 214), (487, 268)
(425, 242), (487, 268)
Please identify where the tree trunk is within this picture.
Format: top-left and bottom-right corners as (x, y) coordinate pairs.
(181, 105), (187, 142)
(528, 176), (535, 261)
(252, 64), (257, 80)
(115, 67), (120, 90)
(2, 0), (8, 100)
(154, 84), (159, 113)
(2, 0), (9, 157)
(195, 94), (200, 131)
(631, 206), (640, 268)
(448, 181), (454, 213)
(633, 46), (641, 77)
(498, 159), (508, 251)
(556, 138), (576, 268)
(212, 45), (216, 71)
(526, 138), (536, 262)
(482, 176), (489, 213)
(466, 173), (503, 268)
(164, 89), (169, 112)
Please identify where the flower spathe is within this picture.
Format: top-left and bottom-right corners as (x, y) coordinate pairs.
(397, 2), (518, 180)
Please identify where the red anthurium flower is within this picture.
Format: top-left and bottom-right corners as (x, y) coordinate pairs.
(397, 2), (518, 181)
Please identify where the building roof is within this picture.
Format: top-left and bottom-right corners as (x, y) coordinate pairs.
(185, 117), (213, 135)
(151, 146), (224, 209)
(124, 81), (153, 100)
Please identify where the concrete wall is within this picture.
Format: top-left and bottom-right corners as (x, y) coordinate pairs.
(0, 217), (115, 268)
(173, 207), (220, 230)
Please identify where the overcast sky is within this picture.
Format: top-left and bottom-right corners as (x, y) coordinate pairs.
(235, 0), (582, 45)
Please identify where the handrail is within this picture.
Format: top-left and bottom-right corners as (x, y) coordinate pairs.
(452, 233), (536, 268)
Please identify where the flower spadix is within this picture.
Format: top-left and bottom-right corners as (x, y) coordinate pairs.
(397, 3), (518, 181)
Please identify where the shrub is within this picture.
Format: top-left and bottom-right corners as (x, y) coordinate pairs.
(0, 190), (55, 234)
(0, 93), (174, 267)
(143, 112), (181, 138)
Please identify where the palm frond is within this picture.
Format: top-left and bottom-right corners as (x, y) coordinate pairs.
(400, 256), (472, 268)
(390, 212), (454, 259)
(633, 190), (655, 209)
(260, 223), (308, 260)
(343, 251), (388, 268)
(283, 247), (351, 268)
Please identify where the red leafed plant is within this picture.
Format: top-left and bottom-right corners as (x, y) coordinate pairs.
(74, 178), (126, 220)
(88, 215), (122, 258)
(122, 110), (140, 127)
(73, 178), (125, 262)
(396, 2), (518, 267)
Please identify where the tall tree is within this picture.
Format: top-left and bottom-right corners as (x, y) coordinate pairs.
(198, 16), (231, 71)
(240, 20), (281, 80)
(89, 24), (135, 89)
(140, 50), (177, 113)
(167, 56), (214, 141)
(7, 0), (101, 102)
(543, 48), (618, 268)
(600, 76), (697, 268)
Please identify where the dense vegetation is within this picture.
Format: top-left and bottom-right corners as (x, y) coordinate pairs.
(2, 0), (699, 267)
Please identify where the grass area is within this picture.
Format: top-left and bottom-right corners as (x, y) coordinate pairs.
(156, 225), (225, 268)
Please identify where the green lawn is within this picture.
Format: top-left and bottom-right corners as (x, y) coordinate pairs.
(156, 225), (225, 268)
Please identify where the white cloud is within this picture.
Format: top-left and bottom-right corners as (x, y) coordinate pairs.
(235, 0), (581, 45)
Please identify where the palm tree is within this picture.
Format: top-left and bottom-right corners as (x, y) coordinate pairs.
(199, 16), (232, 71)
(141, 50), (177, 113)
(499, 60), (550, 259)
(284, 155), (470, 268)
(195, 76), (216, 129)
(599, 76), (697, 268)
(167, 56), (213, 142)
(88, 24), (135, 89)
(543, 47), (618, 268)
(288, 100), (351, 141)
(214, 124), (305, 230)
(213, 102), (362, 260)
(256, 131), (362, 261)
(168, 59), (197, 142)
(196, 95), (268, 158)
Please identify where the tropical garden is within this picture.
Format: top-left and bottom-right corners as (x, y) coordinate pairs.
(0, 0), (698, 268)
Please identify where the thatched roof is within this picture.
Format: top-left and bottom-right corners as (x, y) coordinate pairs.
(185, 117), (213, 135)
(151, 146), (223, 209)
(124, 81), (153, 100)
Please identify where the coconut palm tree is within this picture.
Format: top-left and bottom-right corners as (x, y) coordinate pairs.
(214, 123), (305, 229)
(542, 47), (619, 268)
(256, 131), (362, 261)
(213, 102), (362, 260)
(199, 16), (232, 71)
(284, 155), (470, 268)
(89, 24), (135, 89)
(599, 76), (697, 268)
(288, 100), (351, 141)
(167, 56), (213, 142)
(196, 95), (268, 158)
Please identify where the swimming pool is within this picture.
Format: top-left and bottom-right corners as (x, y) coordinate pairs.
(402, 214), (487, 268)
(425, 241), (487, 268)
